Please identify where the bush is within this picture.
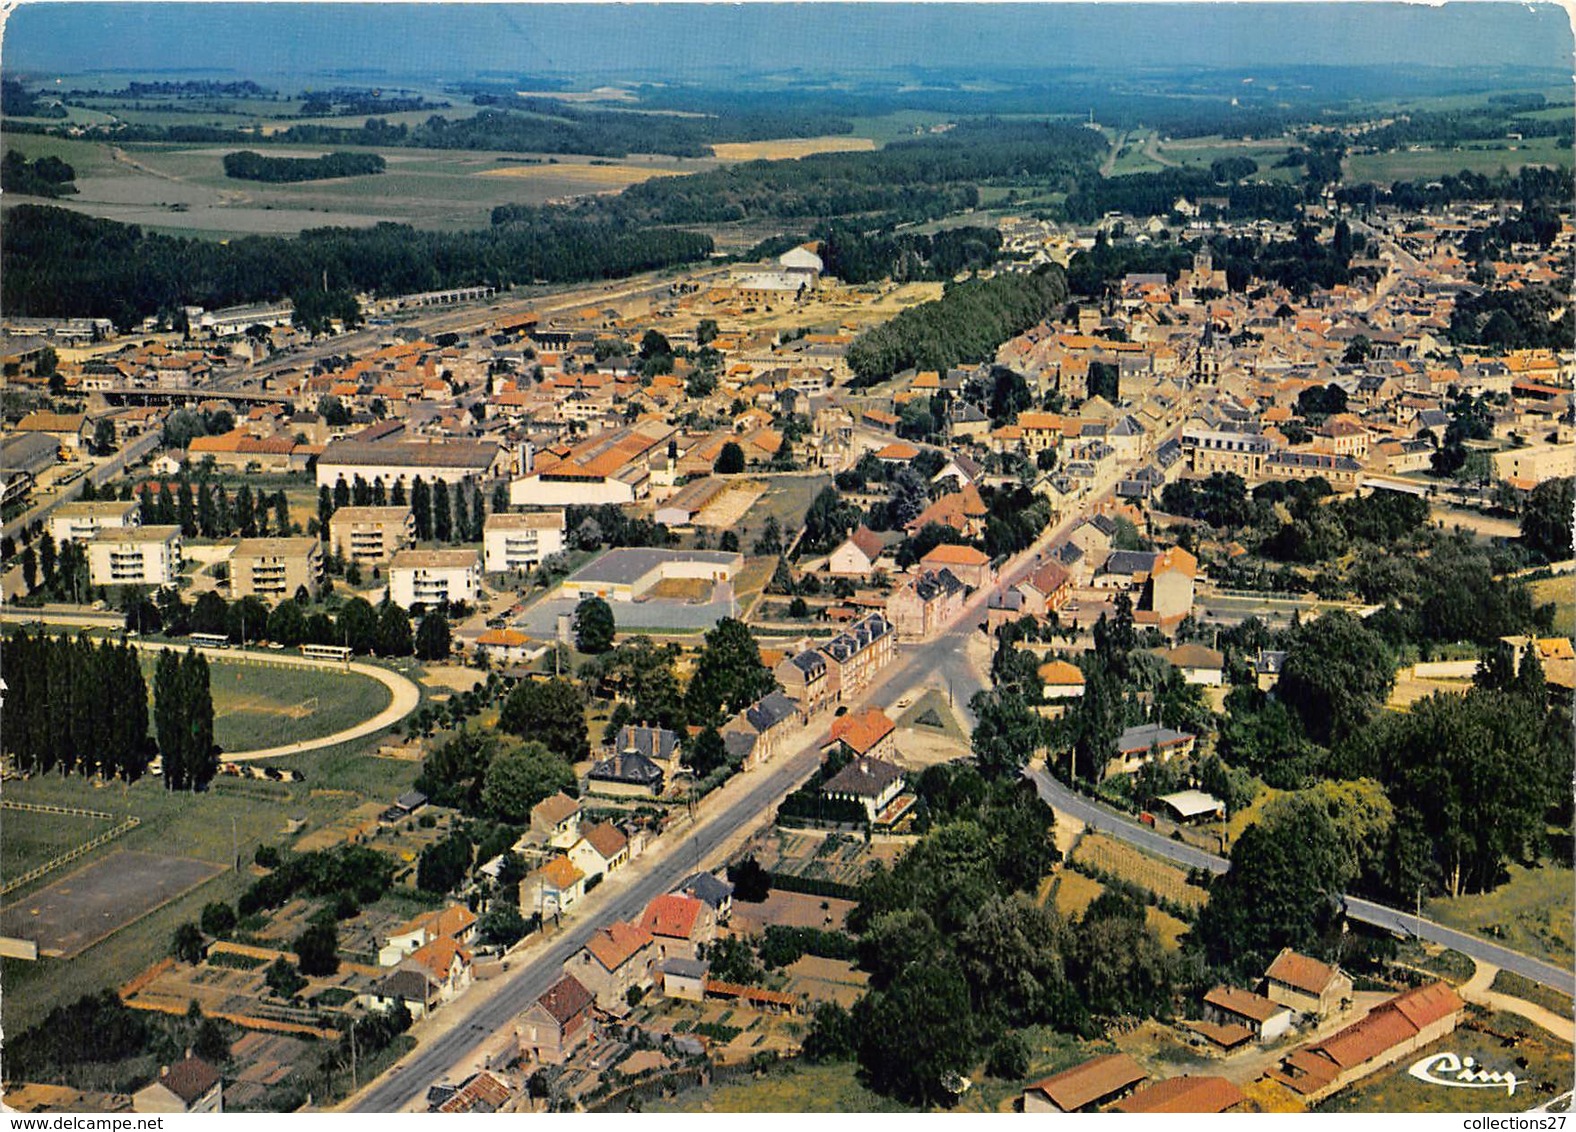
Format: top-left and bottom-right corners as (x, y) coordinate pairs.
(987, 1033), (1030, 1080)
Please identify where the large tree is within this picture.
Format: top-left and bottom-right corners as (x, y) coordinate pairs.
(414, 610), (452, 661)
(572, 597), (616, 654)
(480, 741), (576, 823)
(853, 958), (976, 1107)
(1521, 477), (1573, 560)
(683, 618), (776, 726)
(1275, 611), (1393, 747)
(498, 678), (589, 763)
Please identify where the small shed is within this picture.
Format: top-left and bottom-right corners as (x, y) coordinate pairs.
(1156, 789), (1224, 823)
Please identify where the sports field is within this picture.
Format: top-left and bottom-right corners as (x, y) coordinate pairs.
(137, 654), (392, 753)
(0, 850), (224, 958)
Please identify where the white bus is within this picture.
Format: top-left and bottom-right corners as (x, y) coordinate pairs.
(189, 632), (232, 649)
(300, 643), (353, 663)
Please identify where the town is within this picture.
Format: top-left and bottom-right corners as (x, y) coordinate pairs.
(1, 6), (1573, 1119)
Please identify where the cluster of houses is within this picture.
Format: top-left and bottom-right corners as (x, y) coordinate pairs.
(1024, 948), (1465, 1113)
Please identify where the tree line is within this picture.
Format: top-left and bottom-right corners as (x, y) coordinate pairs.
(847, 266), (1070, 385)
(1, 149), (77, 197)
(2, 630), (153, 782)
(2, 204), (713, 329)
(152, 647), (217, 790)
(819, 225), (1003, 285)
(221, 150), (386, 183)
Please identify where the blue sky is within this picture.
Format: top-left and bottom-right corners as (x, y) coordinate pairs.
(3, 3), (1571, 83)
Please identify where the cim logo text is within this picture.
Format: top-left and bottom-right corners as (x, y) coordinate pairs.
(1408, 1052), (1523, 1096)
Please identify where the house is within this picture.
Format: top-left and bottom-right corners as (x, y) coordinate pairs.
(1263, 948), (1353, 1019)
(775, 649), (834, 717)
(378, 904), (478, 967)
(587, 750), (665, 799)
(435, 1070), (514, 1114)
(1159, 643), (1225, 686)
(387, 548), (481, 610)
(639, 893), (715, 961)
(1267, 982), (1463, 1103)
(1021, 1053), (1149, 1113)
(569, 821), (631, 880)
(906, 486), (989, 540)
(1038, 659), (1086, 700)
(818, 612), (896, 698)
(721, 691), (799, 767)
(360, 968), (442, 1021)
(659, 956), (709, 1001)
(676, 872), (734, 922)
(1110, 723), (1196, 775)
(1203, 986), (1294, 1043)
(918, 543), (995, 590)
(230, 537), (324, 602)
(407, 936), (474, 1003)
(820, 756), (907, 823)
(518, 974), (596, 1065)
(825, 707), (897, 761)
(1015, 560), (1073, 617)
(826, 527), (885, 579)
(572, 922), (656, 1010)
(1254, 649), (1287, 691)
(1143, 545), (1198, 622)
(885, 567), (965, 641)
(610, 724), (680, 775)
(132, 1055), (222, 1114)
(1114, 1076), (1246, 1114)
(530, 792), (581, 847)
(527, 855), (586, 917)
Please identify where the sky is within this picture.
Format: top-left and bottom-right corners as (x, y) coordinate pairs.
(2, 3), (1571, 84)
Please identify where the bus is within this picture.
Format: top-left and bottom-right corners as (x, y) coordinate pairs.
(300, 644), (353, 663)
(189, 632), (232, 649)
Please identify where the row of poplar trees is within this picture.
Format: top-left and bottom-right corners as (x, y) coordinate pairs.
(1, 630), (214, 789)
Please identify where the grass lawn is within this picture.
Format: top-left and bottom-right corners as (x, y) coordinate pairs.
(1318, 1010), (1573, 1114)
(137, 654), (391, 753)
(1527, 575), (1574, 637)
(0, 807), (115, 880)
(895, 689), (968, 743)
(1423, 861), (1574, 969)
(643, 1060), (911, 1113)
(1490, 969), (1576, 1020)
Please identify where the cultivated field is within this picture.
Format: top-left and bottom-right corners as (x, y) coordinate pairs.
(1070, 832), (1210, 913)
(1345, 135), (1570, 182)
(709, 136), (877, 161)
(1527, 575), (1574, 637)
(477, 160), (685, 191)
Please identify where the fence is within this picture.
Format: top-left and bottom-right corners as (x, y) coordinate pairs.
(0, 800), (140, 897)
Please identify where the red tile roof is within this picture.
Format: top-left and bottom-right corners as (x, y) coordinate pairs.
(640, 893), (705, 940)
(1265, 948), (1340, 996)
(584, 921), (654, 972)
(829, 707), (896, 756)
(1024, 1053), (1148, 1112)
(1116, 1076), (1245, 1114)
(534, 974), (595, 1026)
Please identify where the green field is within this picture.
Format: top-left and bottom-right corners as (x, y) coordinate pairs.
(0, 806), (116, 881)
(136, 654), (391, 753)
(1491, 969), (1576, 1020)
(1423, 861), (1574, 968)
(1527, 575), (1574, 637)
(0, 732), (418, 1032)
(1346, 135), (1570, 182)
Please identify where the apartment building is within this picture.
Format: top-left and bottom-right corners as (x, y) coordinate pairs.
(331, 505), (416, 564)
(87, 525), (182, 587)
(483, 511), (566, 574)
(388, 548), (482, 610)
(49, 499), (141, 545)
(230, 537), (324, 601)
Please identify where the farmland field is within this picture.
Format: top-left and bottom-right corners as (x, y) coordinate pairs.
(1345, 135), (1570, 182)
(709, 136), (877, 161)
(1071, 832), (1209, 912)
(1527, 575), (1574, 637)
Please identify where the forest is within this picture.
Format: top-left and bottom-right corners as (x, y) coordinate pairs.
(221, 150), (387, 183)
(819, 225), (1003, 284)
(1, 204), (713, 328)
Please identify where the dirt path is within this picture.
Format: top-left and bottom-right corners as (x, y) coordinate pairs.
(1461, 960), (1575, 1042)
(1143, 133), (1179, 168)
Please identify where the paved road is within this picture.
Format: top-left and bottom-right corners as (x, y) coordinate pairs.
(1024, 766), (1575, 996)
